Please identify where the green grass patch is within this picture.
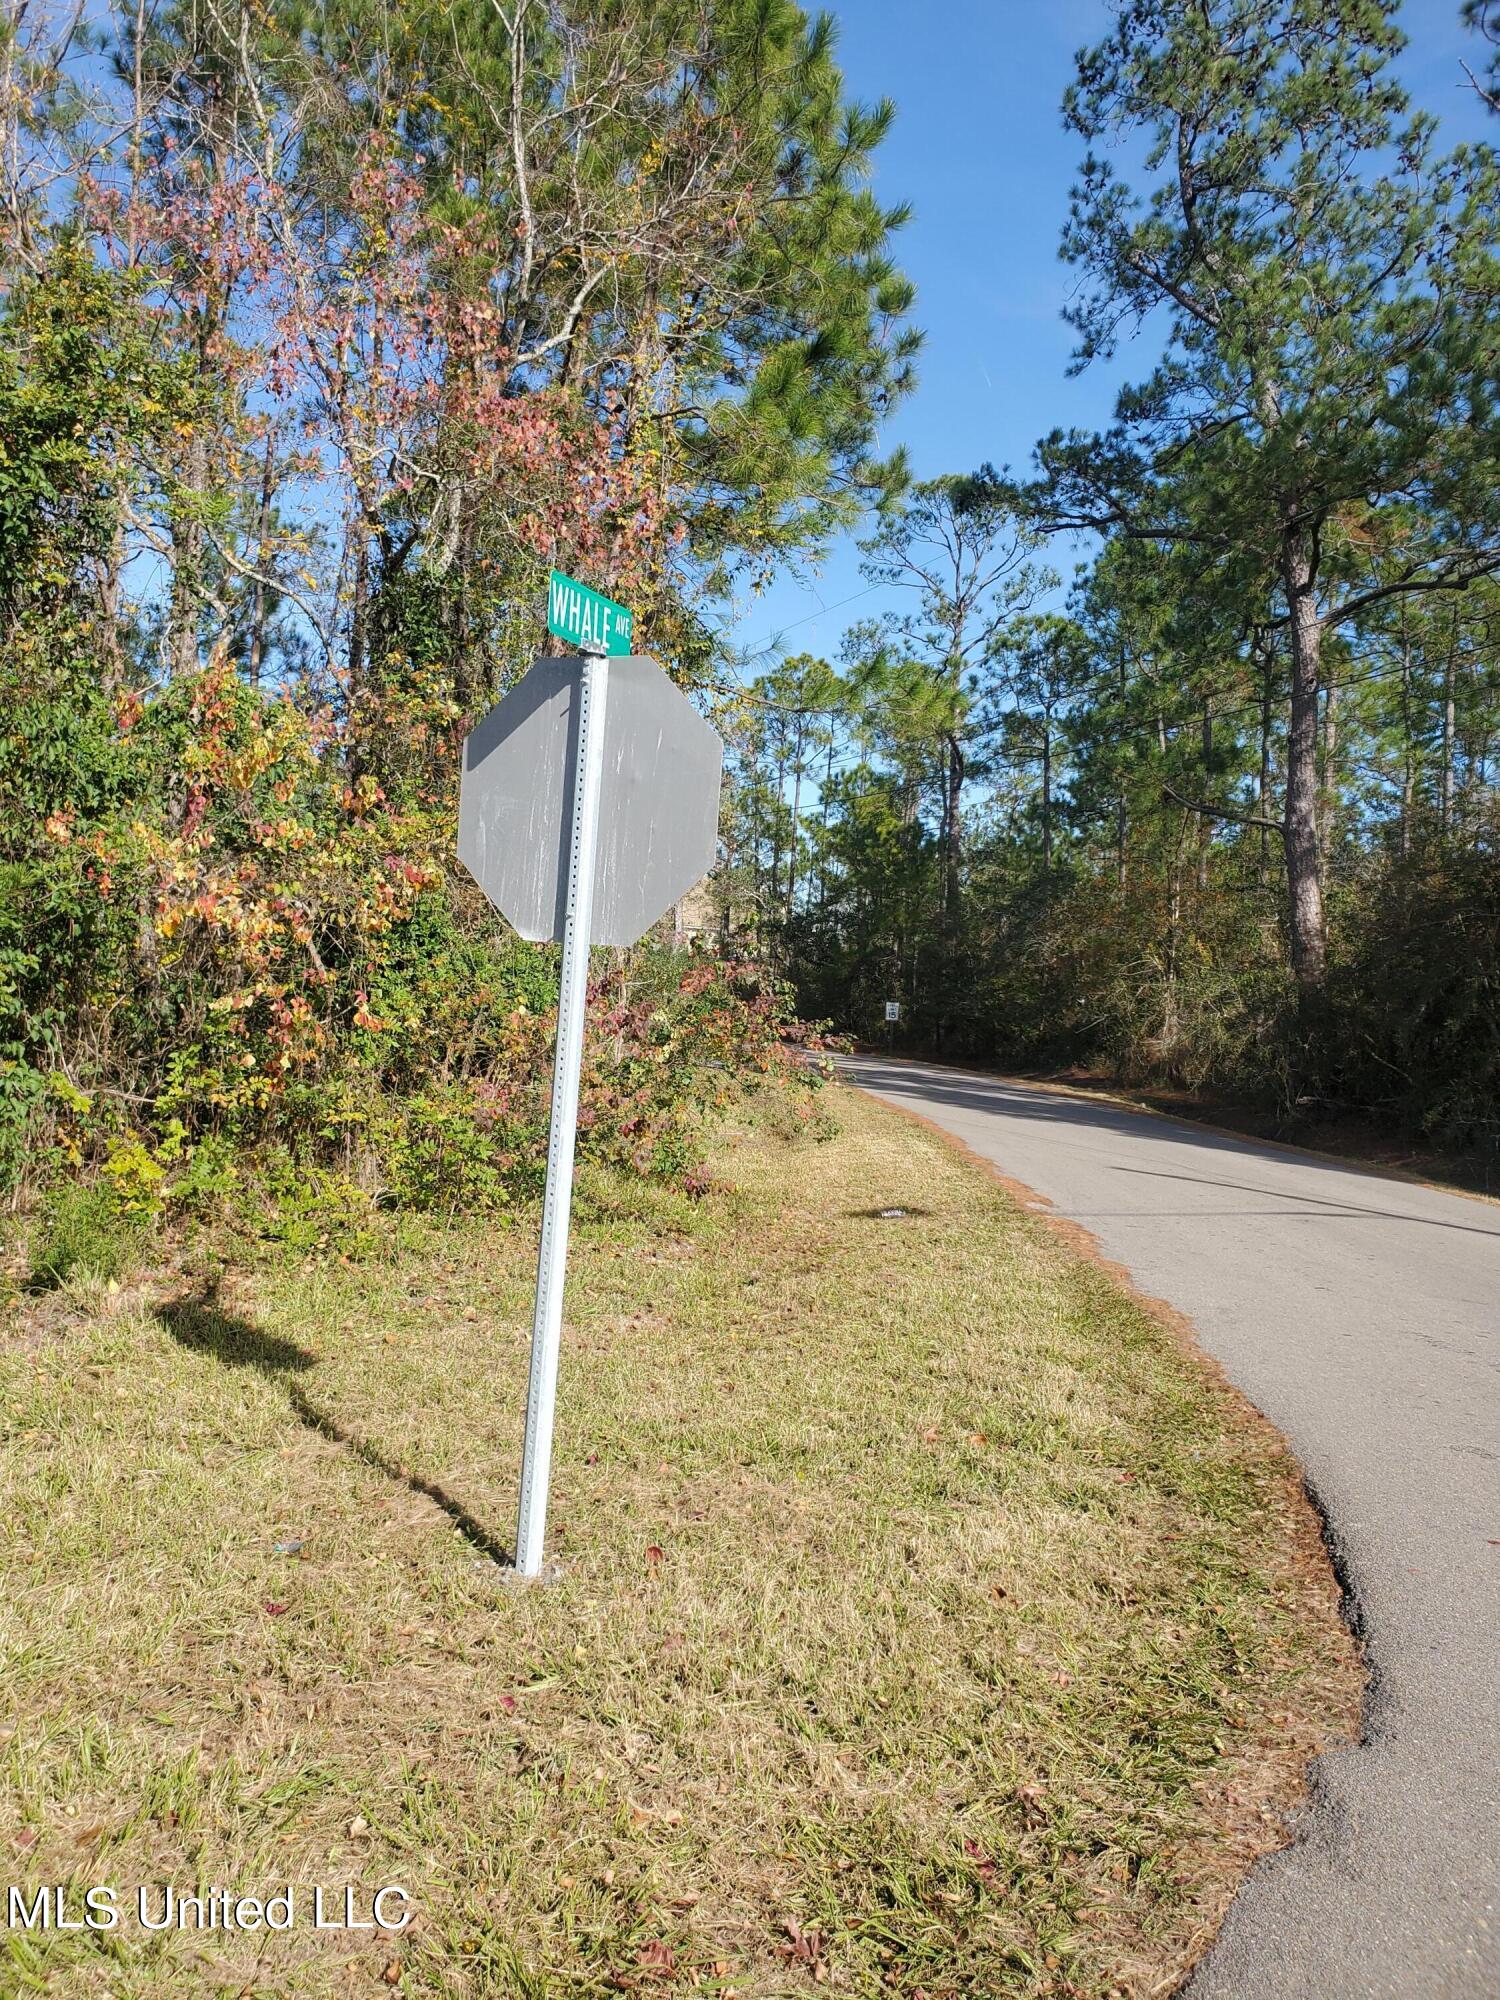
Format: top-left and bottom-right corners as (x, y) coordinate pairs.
(0, 1089), (1359, 1997)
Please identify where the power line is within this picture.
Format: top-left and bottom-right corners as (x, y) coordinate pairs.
(720, 580), (886, 654)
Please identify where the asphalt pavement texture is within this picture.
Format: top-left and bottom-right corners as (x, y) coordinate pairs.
(841, 1053), (1499, 2000)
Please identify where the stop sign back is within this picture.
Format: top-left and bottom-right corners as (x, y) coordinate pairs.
(458, 654), (722, 947)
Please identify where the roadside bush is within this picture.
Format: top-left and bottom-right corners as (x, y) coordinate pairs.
(2, 654), (820, 1263)
(378, 1090), (510, 1214)
(259, 1162), (381, 1261)
(1322, 834), (1500, 1166)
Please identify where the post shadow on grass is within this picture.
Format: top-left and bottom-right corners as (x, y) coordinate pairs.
(156, 1291), (514, 1569)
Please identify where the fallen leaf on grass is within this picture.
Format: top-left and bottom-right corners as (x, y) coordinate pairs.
(962, 1837), (1002, 1889)
(495, 1695), (518, 1716)
(627, 1799), (682, 1827)
(262, 1601), (289, 1617)
(645, 1545), (664, 1567)
(775, 1917), (828, 1981)
(636, 1940), (676, 1977)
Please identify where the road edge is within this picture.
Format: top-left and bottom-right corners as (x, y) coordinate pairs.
(846, 1047), (1498, 1208)
(837, 1073), (1369, 1994)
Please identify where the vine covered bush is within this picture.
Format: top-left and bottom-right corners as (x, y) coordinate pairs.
(2, 647), (820, 1260)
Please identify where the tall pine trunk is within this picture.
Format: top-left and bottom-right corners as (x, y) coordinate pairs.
(943, 732), (964, 930)
(1279, 531), (1327, 988)
(785, 714), (805, 919)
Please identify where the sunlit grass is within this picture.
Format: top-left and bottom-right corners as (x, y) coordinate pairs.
(0, 1089), (1359, 1998)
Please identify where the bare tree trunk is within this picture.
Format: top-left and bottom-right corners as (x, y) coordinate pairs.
(166, 110), (229, 678)
(818, 733), (834, 908)
(943, 732), (964, 929)
(348, 520), (370, 723)
(1041, 717), (1053, 879)
(746, 725), (766, 937)
(1279, 532), (1327, 989)
(247, 429), (275, 689)
(785, 713), (805, 919)
(128, 0), (145, 264)
(768, 739), (785, 910)
(168, 393), (209, 677)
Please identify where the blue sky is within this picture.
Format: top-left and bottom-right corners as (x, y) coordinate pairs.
(724, 0), (1495, 670)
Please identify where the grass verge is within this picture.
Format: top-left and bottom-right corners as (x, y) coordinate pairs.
(0, 1087), (1360, 1998)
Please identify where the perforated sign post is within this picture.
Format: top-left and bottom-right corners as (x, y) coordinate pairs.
(457, 574), (723, 1577)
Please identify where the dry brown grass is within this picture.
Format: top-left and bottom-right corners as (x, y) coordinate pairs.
(0, 1087), (1360, 1999)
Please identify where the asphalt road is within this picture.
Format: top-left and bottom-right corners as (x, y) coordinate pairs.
(841, 1054), (1500, 2000)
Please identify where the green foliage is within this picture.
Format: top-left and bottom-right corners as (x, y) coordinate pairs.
(1036, 0), (1500, 987)
(0, 4), (868, 1267)
(259, 1163), (380, 1260)
(28, 1183), (143, 1289)
(377, 1090), (509, 1215)
(1324, 836), (1500, 1161)
(0, 244), (186, 624)
(726, 4), (1500, 1172)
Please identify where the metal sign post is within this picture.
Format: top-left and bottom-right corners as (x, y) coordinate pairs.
(514, 646), (608, 1577)
(456, 568), (723, 1580)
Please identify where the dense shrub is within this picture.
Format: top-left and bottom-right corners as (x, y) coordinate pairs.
(0, 646), (820, 1257)
(1322, 834), (1500, 1165)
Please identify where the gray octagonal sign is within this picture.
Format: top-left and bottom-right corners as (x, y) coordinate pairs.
(457, 654), (723, 948)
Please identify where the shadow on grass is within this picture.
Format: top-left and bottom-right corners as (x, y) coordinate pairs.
(157, 1291), (513, 1568)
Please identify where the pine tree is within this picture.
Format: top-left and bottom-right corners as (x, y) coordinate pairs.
(1038, 0), (1500, 987)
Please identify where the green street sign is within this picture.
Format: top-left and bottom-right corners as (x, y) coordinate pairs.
(547, 569), (633, 656)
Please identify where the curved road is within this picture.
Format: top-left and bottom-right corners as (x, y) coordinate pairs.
(841, 1054), (1499, 2000)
